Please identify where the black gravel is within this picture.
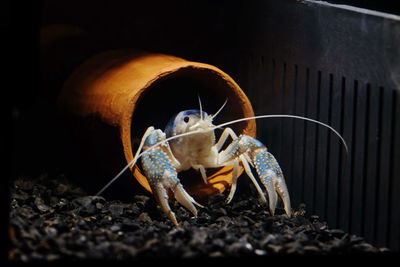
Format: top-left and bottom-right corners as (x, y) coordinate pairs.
(8, 174), (390, 262)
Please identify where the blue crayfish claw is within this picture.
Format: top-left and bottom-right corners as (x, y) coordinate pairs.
(219, 134), (291, 217)
(252, 147), (291, 217)
(141, 129), (203, 226)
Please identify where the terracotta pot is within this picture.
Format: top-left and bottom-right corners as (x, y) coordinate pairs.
(59, 50), (256, 197)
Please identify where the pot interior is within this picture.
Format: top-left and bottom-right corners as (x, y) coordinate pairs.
(130, 67), (251, 194)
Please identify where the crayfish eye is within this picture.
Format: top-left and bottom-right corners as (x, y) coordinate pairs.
(183, 116), (190, 123)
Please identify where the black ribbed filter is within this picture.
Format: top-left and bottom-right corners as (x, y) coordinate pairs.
(211, 0), (400, 250)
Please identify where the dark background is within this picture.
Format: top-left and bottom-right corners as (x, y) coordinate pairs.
(6, 0), (400, 176)
(3, 0), (400, 261)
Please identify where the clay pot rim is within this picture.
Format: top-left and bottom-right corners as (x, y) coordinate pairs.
(119, 61), (255, 196)
(121, 61), (247, 129)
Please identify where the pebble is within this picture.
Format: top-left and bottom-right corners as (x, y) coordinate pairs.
(109, 204), (124, 217)
(34, 197), (52, 213)
(138, 212), (152, 223)
(110, 225), (121, 232)
(190, 229), (208, 246)
(209, 251), (224, 257)
(227, 241), (253, 255)
(121, 218), (140, 231)
(254, 249), (267, 256)
(8, 175), (390, 261)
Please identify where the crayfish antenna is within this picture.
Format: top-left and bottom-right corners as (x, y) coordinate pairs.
(95, 126), (155, 196)
(210, 114), (349, 155)
(211, 98), (228, 120)
(198, 94), (203, 121)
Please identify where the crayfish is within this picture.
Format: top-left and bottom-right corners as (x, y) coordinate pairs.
(97, 99), (347, 226)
